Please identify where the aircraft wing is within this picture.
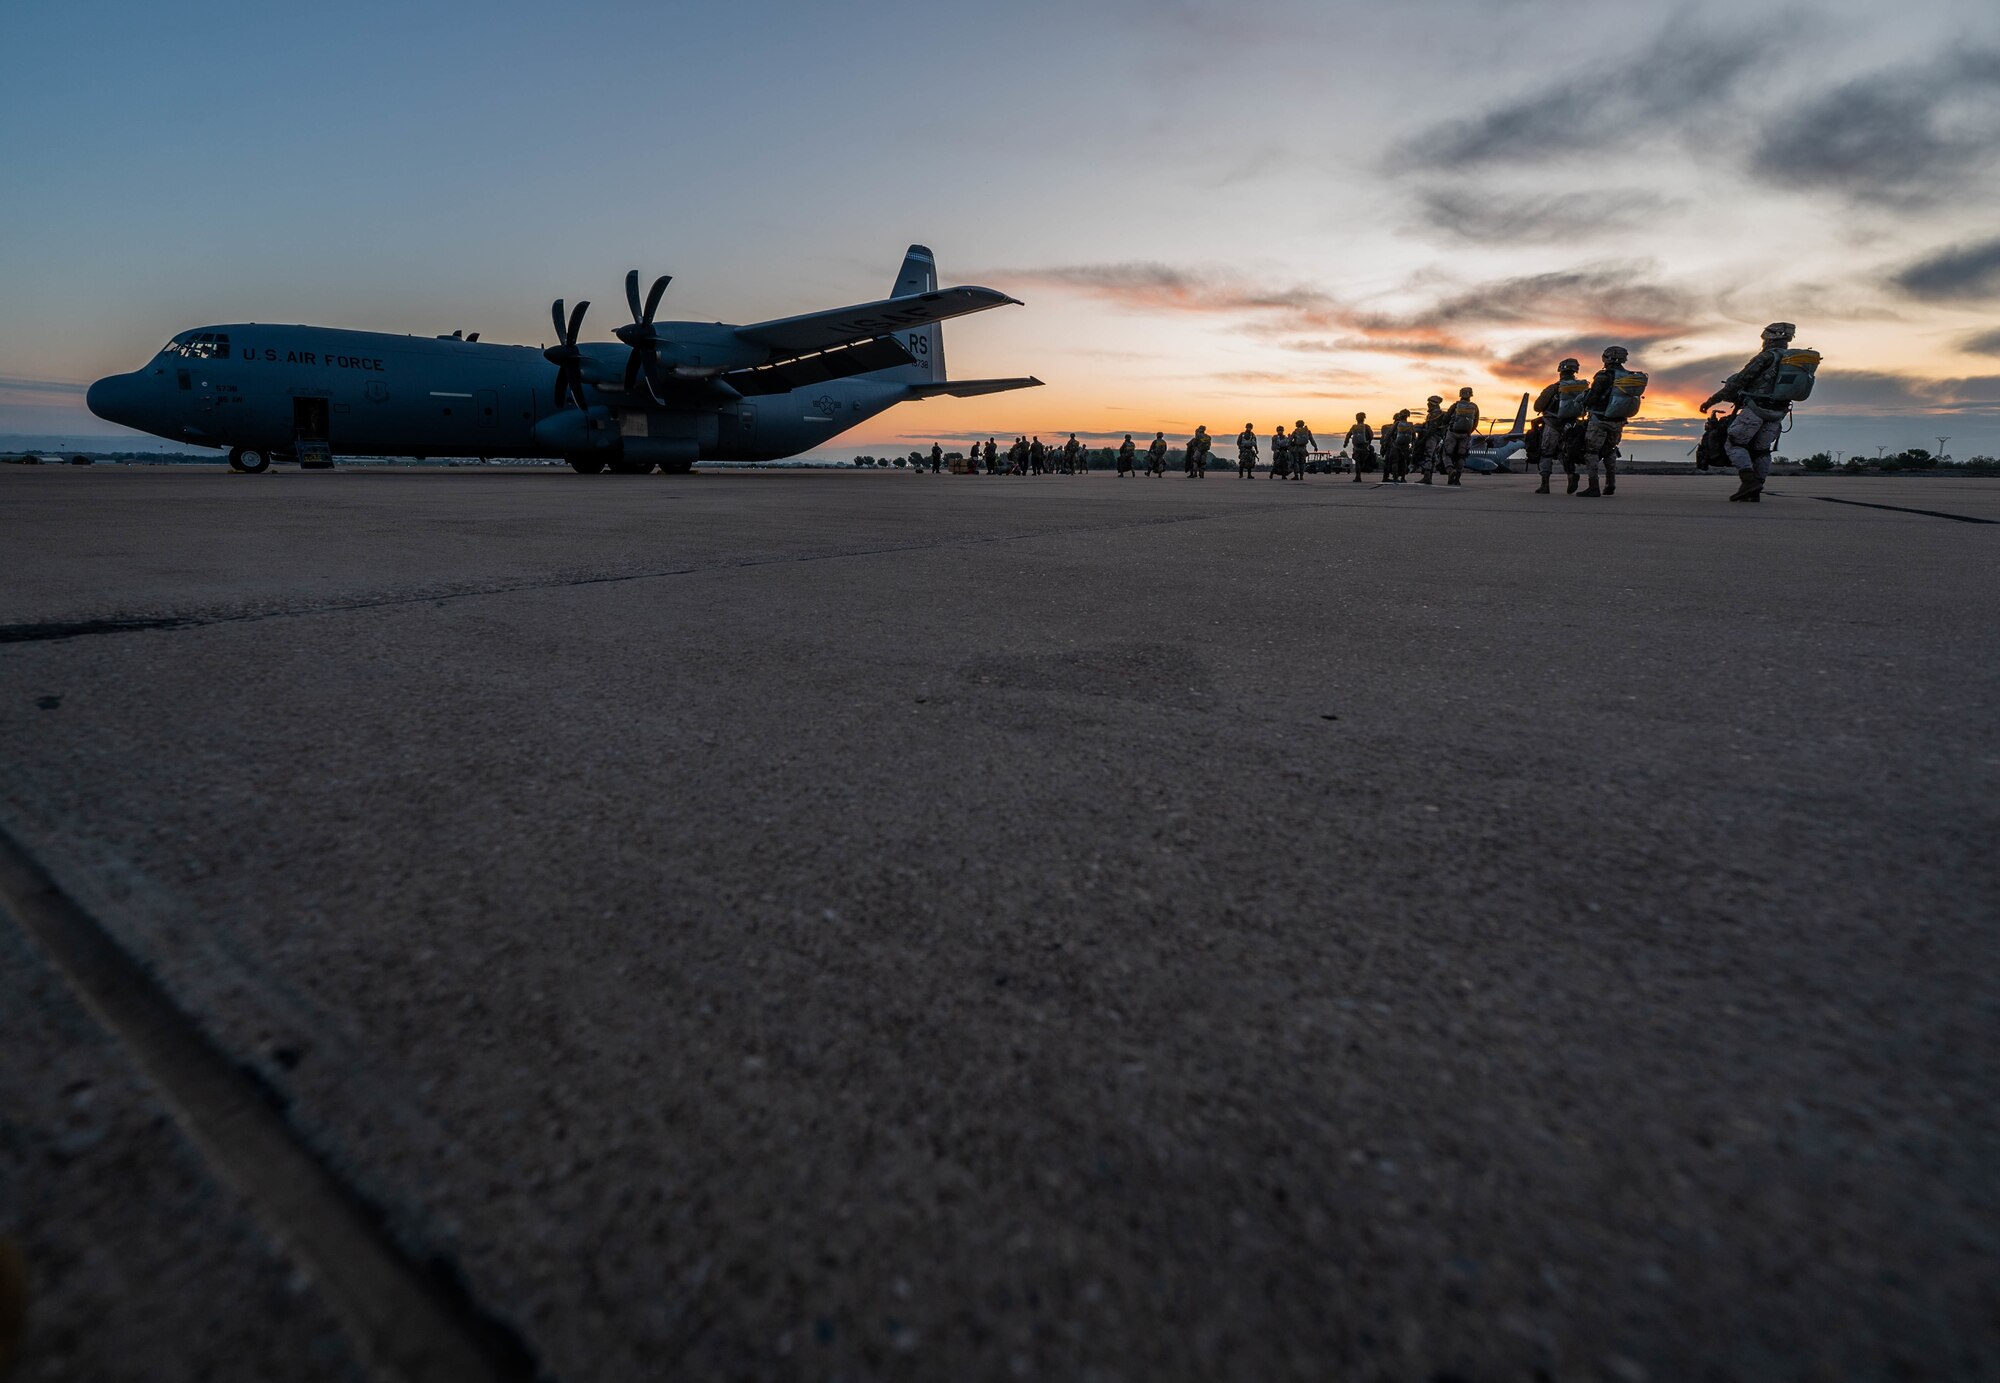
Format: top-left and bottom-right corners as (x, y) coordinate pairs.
(721, 336), (916, 397)
(734, 286), (1021, 356)
(903, 377), (1044, 399)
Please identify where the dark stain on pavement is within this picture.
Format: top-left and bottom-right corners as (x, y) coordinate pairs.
(1, 617), (195, 644)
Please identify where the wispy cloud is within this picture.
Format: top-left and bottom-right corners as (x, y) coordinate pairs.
(1962, 327), (2000, 356)
(0, 375), (90, 399)
(1412, 188), (1674, 243)
(1748, 49), (2000, 207)
(1888, 235), (2000, 301)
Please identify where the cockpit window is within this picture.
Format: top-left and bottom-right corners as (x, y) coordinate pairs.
(163, 332), (230, 359)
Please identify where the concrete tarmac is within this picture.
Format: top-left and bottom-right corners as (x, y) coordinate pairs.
(2, 467), (1996, 1381)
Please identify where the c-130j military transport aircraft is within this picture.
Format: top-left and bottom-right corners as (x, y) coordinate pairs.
(86, 245), (1041, 473)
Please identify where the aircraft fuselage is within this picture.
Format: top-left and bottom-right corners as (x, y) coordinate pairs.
(86, 323), (910, 466)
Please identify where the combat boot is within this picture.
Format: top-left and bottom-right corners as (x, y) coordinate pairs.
(1447, 475), (1460, 486)
(1603, 478), (1615, 496)
(1420, 474), (1433, 484)
(1729, 470), (1758, 501)
(1566, 472), (1579, 494)
(1535, 478), (1550, 494)
(1578, 479), (1601, 497)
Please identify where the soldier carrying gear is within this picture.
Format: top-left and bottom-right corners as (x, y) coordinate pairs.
(1029, 436), (1047, 475)
(1344, 411), (1375, 482)
(984, 437), (999, 473)
(1385, 408), (1417, 482)
(1292, 420), (1316, 480)
(1185, 425), (1211, 478)
(1062, 433), (1082, 474)
(1532, 357), (1587, 494)
(930, 442), (944, 474)
(1117, 434), (1136, 477)
(1576, 346), (1646, 497)
(1146, 431), (1168, 477)
(1418, 395), (1447, 482)
(1700, 322), (1813, 503)
(1437, 387), (1478, 486)
(1236, 424), (1259, 478)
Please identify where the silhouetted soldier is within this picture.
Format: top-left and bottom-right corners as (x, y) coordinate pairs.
(1531, 358), (1587, 494)
(1117, 434), (1136, 476)
(1418, 396), (1446, 482)
(1700, 322), (1814, 503)
(1147, 432), (1168, 477)
(1291, 420), (1316, 480)
(1344, 412), (1374, 482)
(930, 442), (943, 474)
(1062, 433), (1081, 474)
(1237, 424), (1259, 478)
(1577, 346), (1647, 497)
(1438, 387), (1477, 486)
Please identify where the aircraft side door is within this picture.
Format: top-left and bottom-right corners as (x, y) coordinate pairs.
(501, 385), (535, 445)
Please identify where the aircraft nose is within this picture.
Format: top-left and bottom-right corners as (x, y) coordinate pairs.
(86, 372), (141, 425)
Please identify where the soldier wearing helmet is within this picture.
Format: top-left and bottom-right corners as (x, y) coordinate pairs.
(1575, 345), (1640, 497)
(1385, 408), (1416, 482)
(1236, 423), (1260, 478)
(1531, 357), (1586, 494)
(1291, 419), (1316, 480)
(1701, 322), (1799, 503)
(1418, 395), (1448, 482)
(1433, 387), (1478, 486)
(1344, 411), (1375, 482)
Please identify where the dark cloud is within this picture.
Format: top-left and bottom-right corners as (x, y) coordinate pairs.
(1888, 236), (2000, 301)
(0, 375), (89, 398)
(1413, 188), (1673, 243)
(1396, 28), (1757, 169)
(1748, 50), (2000, 207)
(1962, 327), (2000, 356)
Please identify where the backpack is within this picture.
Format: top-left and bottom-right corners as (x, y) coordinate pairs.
(1598, 370), (1648, 421)
(1449, 400), (1479, 435)
(1768, 348), (1821, 404)
(1553, 377), (1590, 422)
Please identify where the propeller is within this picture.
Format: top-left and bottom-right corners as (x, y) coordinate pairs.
(543, 298), (591, 411)
(614, 270), (673, 402)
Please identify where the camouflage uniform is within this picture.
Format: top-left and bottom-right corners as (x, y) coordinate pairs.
(1270, 427), (1290, 478)
(1531, 362), (1583, 492)
(1186, 428), (1210, 478)
(930, 443), (943, 474)
(1062, 435), (1081, 474)
(1701, 326), (1798, 500)
(1344, 417), (1374, 482)
(1418, 399), (1447, 482)
(1385, 413), (1416, 481)
(1291, 421), (1316, 480)
(1438, 394), (1476, 484)
(1236, 426), (1259, 478)
(1117, 437), (1136, 476)
(984, 438), (999, 473)
(1146, 434), (1167, 476)
(1577, 350), (1635, 495)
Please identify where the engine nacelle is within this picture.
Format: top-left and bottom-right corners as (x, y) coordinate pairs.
(532, 406), (619, 453)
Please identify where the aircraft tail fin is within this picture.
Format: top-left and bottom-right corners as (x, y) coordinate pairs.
(1507, 391), (1529, 436)
(877, 244), (945, 384)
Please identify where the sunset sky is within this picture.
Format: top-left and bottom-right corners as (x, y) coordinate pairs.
(4, 0), (1998, 460)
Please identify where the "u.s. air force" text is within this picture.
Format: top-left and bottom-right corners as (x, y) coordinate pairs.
(246, 348), (386, 370)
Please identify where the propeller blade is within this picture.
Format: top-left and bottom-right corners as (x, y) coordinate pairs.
(623, 349), (643, 395)
(550, 299), (567, 342)
(643, 275), (670, 324)
(566, 299), (589, 345)
(624, 270), (643, 324)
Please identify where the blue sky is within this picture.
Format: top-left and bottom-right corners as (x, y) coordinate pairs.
(5, 0), (1999, 459)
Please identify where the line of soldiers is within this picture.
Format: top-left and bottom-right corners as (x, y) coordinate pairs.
(935, 324), (1814, 501)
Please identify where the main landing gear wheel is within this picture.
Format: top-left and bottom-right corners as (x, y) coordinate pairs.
(228, 447), (270, 474)
(607, 459), (657, 475)
(659, 460), (694, 475)
(568, 457), (606, 475)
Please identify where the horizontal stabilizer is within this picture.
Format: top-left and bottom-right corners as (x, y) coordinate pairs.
(736, 286), (1021, 357)
(904, 377), (1045, 400)
(722, 336), (916, 397)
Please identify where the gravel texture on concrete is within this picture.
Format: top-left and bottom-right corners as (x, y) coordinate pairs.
(0, 924), (360, 1382)
(1, 466), (1996, 1382)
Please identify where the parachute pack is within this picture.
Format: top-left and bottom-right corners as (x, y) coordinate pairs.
(1448, 400), (1479, 435)
(1598, 370), (1649, 421)
(1767, 348), (1821, 405)
(1553, 377), (1591, 422)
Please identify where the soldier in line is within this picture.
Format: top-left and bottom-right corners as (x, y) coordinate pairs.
(1576, 346), (1646, 498)
(1435, 387), (1477, 486)
(930, 442), (944, 474)
(1062, 433), (1082, 474)
(1029, 436), (1047, 475)
(1418, 395), (1447, 483)
(1291, 420), (1316, 480)
(1385, 409), (1416, 482)
(1531, 358), (1586, 494)
(984, 437), (999, 474)
(1146, 431), (1168, 476)
(1009, 436), (1028, 475)
(1700, 322), (1810, 504)
(1344, 412), (1374, 482)
(1186, 425), (1211, 478)
(1117, 434), (1136, 476)
(1270, 424), (1291, 479)
(1236, 423), (1259, 478)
